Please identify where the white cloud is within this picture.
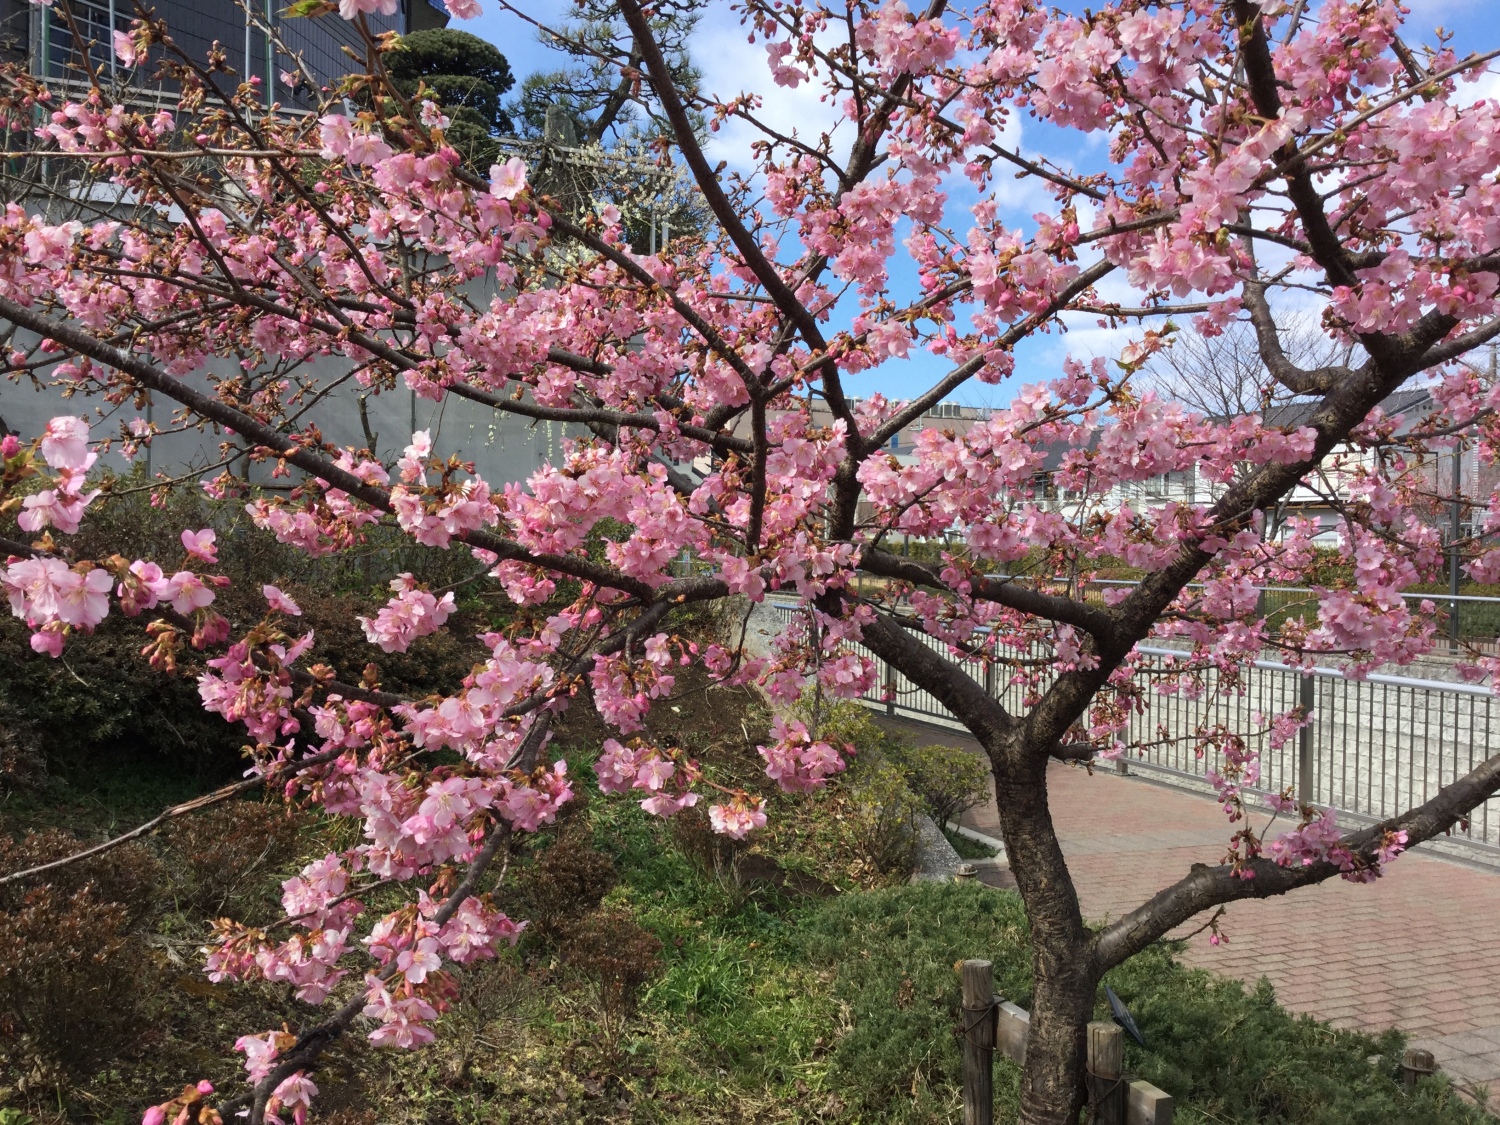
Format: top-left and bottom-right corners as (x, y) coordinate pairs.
(695, 16), (853, 175)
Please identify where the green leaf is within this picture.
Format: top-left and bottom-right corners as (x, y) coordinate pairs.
(281, 0), (337, 18)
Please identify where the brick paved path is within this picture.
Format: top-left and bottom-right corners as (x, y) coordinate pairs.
(879, 716), (1500, 1097)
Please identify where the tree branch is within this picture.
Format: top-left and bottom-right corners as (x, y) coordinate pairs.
(843, 602), (1014, 749)
(860, 549), (1122, 642)
(443, 379), (752, 457)
(865, 259), (1115, 451)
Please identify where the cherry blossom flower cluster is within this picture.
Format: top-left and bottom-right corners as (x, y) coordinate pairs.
(1, 418), (236, 656)
(1266, 810), (1410, 884)
(230, 1032), (317, 1125)
(594, 737), (705, 817)
(588, 636), (679, 732)
(358, 573), (456, 653)
(758, 716), (848, 794)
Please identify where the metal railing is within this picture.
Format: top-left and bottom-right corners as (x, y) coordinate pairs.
(769, 601), (1500, 860)
(1077, 578), (1500, 651)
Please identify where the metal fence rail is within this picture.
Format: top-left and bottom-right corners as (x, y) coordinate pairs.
(769, 602), (1500, 860)
(1076, 578), (1500, 652)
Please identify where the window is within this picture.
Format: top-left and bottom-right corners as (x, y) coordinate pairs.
(40, 0), (133, 80)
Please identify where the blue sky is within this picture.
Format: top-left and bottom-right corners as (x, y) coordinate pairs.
(455, 0), (1499, 411)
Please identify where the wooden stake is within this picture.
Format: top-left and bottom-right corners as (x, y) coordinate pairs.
(1402, 1047), (1437, 1092)
(1087, 1021), (1126, 1125)
(960, 959), (995, 1125)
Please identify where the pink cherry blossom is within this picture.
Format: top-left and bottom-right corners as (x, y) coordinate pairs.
(337, 0), (398, 18)
(489, 157), (527, 201)
(164, 570), (215, 614)
(234, 1031), (285, 1083)
(17, 486), (98, 534)
(708, 797), (768, 840)
(29, 624), (64, 657)
(263, 584), (302, 615)
(396, 936), (442, 984)
(358, 574), (454, 653)
(39, 415), (90, 470)
(112, 30), (137, 66)
(181, 528), (218, 563)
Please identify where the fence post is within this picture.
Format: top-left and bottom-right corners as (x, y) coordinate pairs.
(885, 659), (897, 717)
(984, 659), (997, 700)
(1298, 673), (1315, 807)
(1402, 1047), (1438, 1092)
(1086, 1021), (1125, 1125)
(960, 959), (995, 1125)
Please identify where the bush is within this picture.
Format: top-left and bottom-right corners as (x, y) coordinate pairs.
(814, 700), (990, 830)
(0, 828), (163, 922)
(842, 762), (922, 879)
(0, 833), (161, 1084)
(1105, 958), (1483, 1125)
(0, 481), (497, 807)
(509, 824), (616, 945)
(0, 883), (145, 1080)
(887, 741), (990, 830)
(0, 610), (246, 800)
(559, 907), (662, 1057)
(0, 810), (310, 1094)
(797, 880), (1030, 1120)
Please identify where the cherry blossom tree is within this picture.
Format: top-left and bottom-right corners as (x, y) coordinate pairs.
(3, 0), (1500, 1122)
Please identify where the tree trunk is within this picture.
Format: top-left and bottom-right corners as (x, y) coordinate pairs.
(992, 750), (1098, 1125)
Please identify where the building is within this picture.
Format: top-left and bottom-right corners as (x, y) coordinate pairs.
(0, 0), (448, 112)
(732, 397), (991, 457)
(1021, 388), (1481, 545)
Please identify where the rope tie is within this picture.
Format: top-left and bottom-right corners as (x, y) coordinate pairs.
(959, 993), (1002, 1054)
(1086, 1072), (1127, 1122)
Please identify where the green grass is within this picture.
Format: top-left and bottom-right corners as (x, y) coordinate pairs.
(942, 827), (1000, 860)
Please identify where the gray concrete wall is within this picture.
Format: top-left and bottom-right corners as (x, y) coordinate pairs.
(0, 365), (578, 488)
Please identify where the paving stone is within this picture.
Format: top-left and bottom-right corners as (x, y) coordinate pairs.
(1473, 1026), (1500, 1048)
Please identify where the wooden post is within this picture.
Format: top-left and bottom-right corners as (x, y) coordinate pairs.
(960, 959), (995, 1125)
(1087, 1021), (1126, 1125)
(1402, 1047), (1437, 1092)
